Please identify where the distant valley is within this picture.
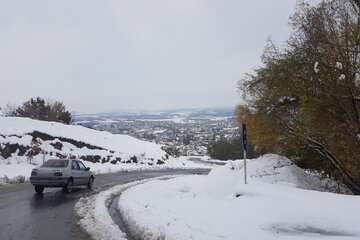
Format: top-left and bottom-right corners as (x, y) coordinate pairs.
(74, 107), (239, 156)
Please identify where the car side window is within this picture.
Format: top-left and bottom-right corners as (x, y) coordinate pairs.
(77, 161), (86, 171)
(72, 161), (80, 170)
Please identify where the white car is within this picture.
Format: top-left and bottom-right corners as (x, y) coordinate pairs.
(30, 159), (95, 194)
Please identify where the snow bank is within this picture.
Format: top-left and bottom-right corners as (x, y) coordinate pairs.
(236, 154), (348, 192)
(118, 154), (359, 240)
(75, 183), (135, 240)
(0, 117), (163, 157)
(0, 163), (34, 185)
(75, 176), (181, 240)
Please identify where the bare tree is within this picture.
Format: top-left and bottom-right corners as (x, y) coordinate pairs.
(1, 103), (17, 117)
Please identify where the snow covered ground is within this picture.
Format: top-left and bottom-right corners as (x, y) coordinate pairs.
(0, 117), (165, 159)
(0, 117), (211, 184)
(117, 154), (359, 240)
(75, 154), (359, 240)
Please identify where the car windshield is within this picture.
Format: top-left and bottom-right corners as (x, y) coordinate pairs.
(41, 160), (69, 168)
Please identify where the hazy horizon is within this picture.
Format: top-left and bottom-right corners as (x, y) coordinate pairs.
(1, 0), (299, 113)
(73, 105), (237, 115)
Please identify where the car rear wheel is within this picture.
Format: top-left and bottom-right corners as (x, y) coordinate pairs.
(35, 185), (44, 194)
(63, 178), (73, 194)
(87, 176), (94, 189)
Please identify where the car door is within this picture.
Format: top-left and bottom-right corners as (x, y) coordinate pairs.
(71, 160), (82, 185)
(76, 160), (89, 184)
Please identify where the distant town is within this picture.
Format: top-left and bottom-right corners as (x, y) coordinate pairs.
(73, 107), (240, 156)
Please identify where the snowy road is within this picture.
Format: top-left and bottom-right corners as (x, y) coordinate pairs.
(0, 169), (209, 240)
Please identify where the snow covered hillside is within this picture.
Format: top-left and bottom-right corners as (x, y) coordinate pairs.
(0, 117), (204, 183)
(118, 154), (358, 240)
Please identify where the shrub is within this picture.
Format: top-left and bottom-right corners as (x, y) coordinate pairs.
(207, 137), (261, 160)
(15, 97), (72, 124)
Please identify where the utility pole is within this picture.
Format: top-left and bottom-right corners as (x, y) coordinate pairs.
(242, 123), (247, 184)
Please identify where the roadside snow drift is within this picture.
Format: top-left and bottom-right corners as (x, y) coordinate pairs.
(118, 154), (359, 240)
(75, 176), (184, 240)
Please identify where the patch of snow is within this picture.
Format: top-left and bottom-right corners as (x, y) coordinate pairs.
(278, 97), (296, 104)
(314, 61), (320, 73)
(355, 73), (360, 87)
(248, 106), (258, 115)
(153, 129), (166, 134)
(335, 61), (343, 70)
(0, 163), (35, 185)
(339, 74), (346, 80)
(137, 118), (186, 124)
(208, 117), (232, 121)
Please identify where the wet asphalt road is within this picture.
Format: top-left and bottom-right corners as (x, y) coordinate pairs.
(0, 169), (209, 240)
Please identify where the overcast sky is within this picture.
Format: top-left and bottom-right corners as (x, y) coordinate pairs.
(0, 0), (299, 113)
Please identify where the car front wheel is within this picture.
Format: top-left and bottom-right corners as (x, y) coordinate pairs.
(87, 176), (94, 189)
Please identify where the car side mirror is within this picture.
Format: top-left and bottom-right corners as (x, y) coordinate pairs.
(85, 167), (90, 171)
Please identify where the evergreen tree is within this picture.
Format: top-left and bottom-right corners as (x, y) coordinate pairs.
(15, 97), (72, 124)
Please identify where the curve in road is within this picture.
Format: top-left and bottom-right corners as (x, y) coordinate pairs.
(0, 168), (209, 240)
